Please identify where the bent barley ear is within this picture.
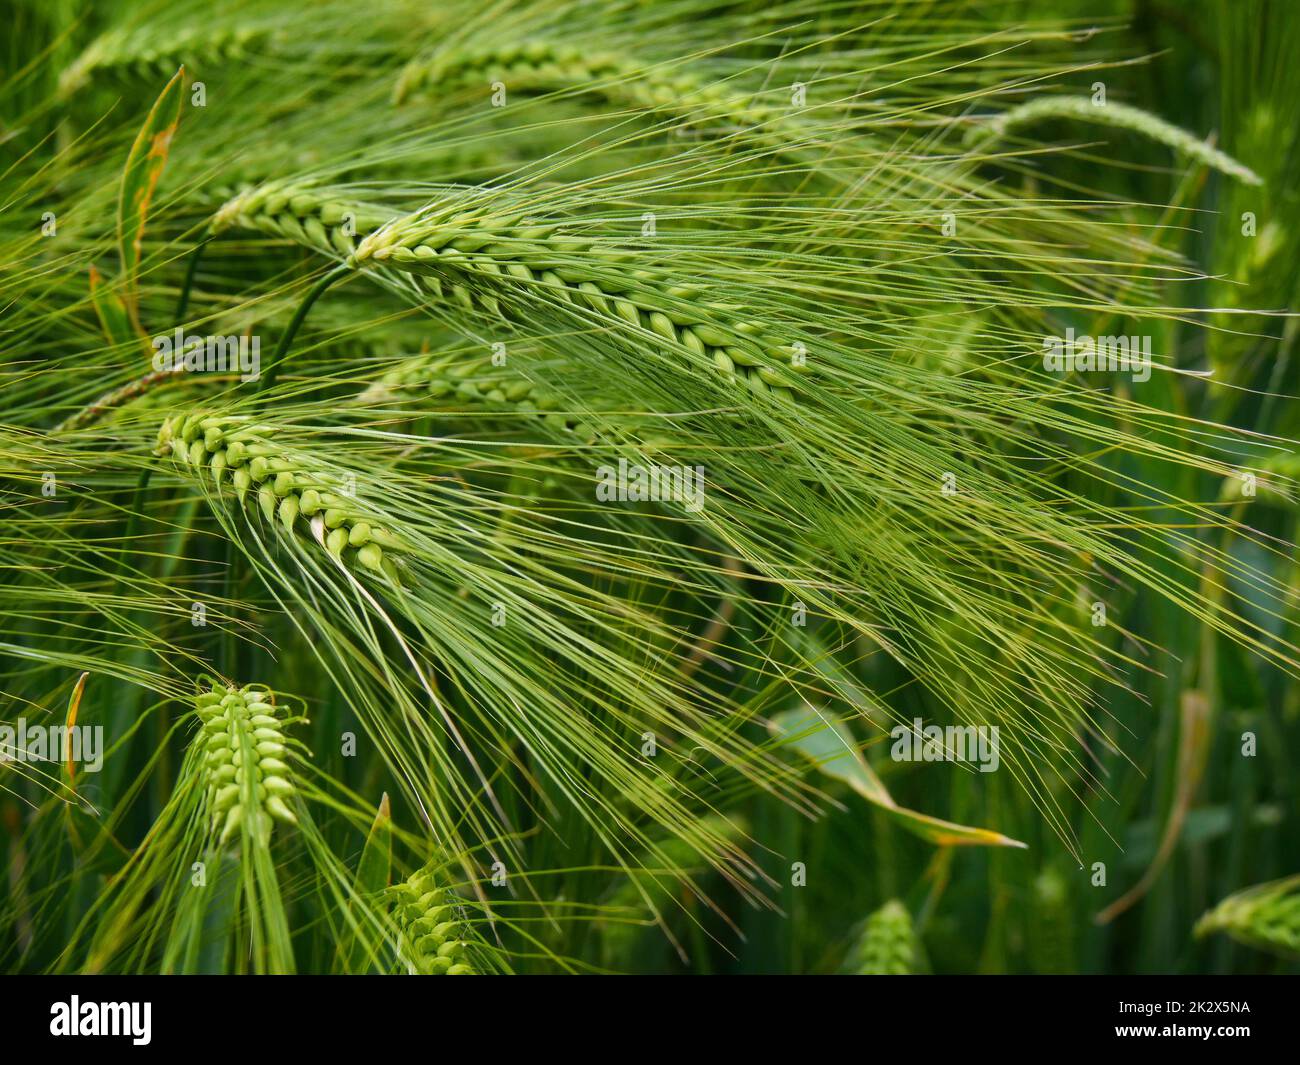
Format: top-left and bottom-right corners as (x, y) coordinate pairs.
(357, 347), (599, 441)
(157, 413), (404, 580)
(59, 24), (272, 97)
(965, 96), (1262, 186)
(214, 181), (804, 400)
(195, 682), (299, 846)
(349, 194), (802, 401)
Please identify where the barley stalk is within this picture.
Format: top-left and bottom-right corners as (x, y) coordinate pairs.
(1195, 875), (1300, 957)
(965, 96), (1263, 185)
(56, 368), (194, 432)
(195, 681), (299, 845)
(154, 412), (405, 579)
(390, 866), (477, 975)
(852, 900), (921, 975)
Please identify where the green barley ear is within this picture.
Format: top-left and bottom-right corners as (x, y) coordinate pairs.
(1195, 875), (1300, 958)
(217, 180), (804, 401)
(965, 96), (1262, 186)
(195, 681), (299, 846)
(211, 180), (394, 257)
(1029, 869), (1076, 975)
(394, 41), (783, 140)
(59, 24), (271, 98)
(154, 412), (404, 580)
(357, 346), (618, 444)
(359, 346), (542, 410)
(852, 900), (922, 975)
(348, 192), (804, 400)
(390, 866), (480, 975)
(76, 679), (310, 973)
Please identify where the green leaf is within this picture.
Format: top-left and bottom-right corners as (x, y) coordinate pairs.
(165, 850), (241, 974)
(117, 65), (185, 336)
(356, 791), (392, 894)
(88, 265), (136, 349)
(770, 705), (1026, 849)
(338, 793), (392, 974)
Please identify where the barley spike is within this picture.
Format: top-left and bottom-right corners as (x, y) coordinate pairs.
(852, 899), (921, 975)
(391, 867), (477, 975)
(214, 182), (804, 398)
(965, 96), (1262, 185)
(349, 195), (803, 400)
(194, 681), (298, 847)
(1195, 875), (1300, 957)
(212, 181), (393, 258)
(360, 348), (596, 436)
(154, 413), (404, 580)
(395, 40), (782, 138)
(60, 25), (270, 97)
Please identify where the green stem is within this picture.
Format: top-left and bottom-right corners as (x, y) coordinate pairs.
(223, 539), (241, 680)
(119, 467), (153, 577)
(175, 235), (211, 324)
(256, 264), (350, 404)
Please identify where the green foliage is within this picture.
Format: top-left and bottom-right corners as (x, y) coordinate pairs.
(0, 0), (1297, 977)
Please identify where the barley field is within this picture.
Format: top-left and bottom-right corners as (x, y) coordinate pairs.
(1, 0), (1297, 981)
